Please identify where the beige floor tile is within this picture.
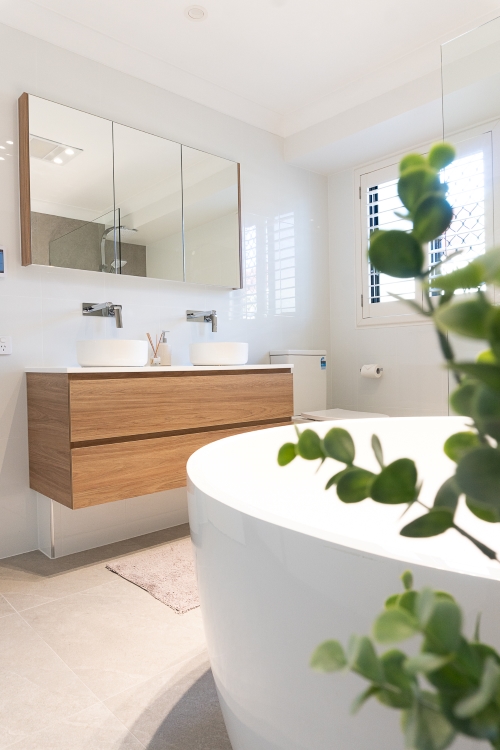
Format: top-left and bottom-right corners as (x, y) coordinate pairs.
(105, 652), (232, 750)
(0, 615), (98, 747)
(0, 565), (115, 600)
(2, 592), (57, 613)
(21, 577), (207, 701)
(0, 597), (14, 619)
(9, 702), (144, 750)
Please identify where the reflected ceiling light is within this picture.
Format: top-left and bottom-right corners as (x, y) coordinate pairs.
(0, 157), (4, 161)
(185, 5), (207, 20)
(29, 135), (83, 166)
(6, 140), (13, 145)
(0, 146), (5, 150)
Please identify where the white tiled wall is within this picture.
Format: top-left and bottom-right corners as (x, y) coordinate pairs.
(0, 23), (330, 559)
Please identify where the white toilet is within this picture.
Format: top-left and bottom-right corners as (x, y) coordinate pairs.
(269, 349), (389, 421)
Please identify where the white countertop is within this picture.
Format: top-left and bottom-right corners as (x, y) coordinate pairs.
(25, 364), (293, 373)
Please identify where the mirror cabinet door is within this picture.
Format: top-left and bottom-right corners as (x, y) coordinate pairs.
(182, 146), (241, 288)
(27, 94), (114, 272)
(112, 123), (183, 280)
(20, 94), (242, 288)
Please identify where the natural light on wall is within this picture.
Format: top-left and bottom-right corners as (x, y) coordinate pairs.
(367, 151), (486, 305)
(274, 212), (295, 315)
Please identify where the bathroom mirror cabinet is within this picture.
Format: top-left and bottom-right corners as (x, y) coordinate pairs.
(18, 93), (242, 288)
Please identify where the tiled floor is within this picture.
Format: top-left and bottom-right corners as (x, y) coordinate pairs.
(0, 525), (233, 749)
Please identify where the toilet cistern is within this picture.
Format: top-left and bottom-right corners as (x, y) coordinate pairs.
(82, 302), (123, 328)
(186, 309), (217, 332)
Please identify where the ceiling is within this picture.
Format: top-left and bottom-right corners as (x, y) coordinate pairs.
(2, 0), (500, 137)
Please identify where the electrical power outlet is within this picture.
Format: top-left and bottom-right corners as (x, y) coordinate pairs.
(0, 336), (12, 355)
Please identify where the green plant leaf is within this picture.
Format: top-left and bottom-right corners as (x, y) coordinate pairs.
(402, 693), (456, 750)
(373, 607), (419, 643)
(296, 429), (324, 460)
(466, 497), (499, 523)
(372, 434), (384, 469)
(449, 380), (478, 417)
(336, 467), (376, 503)
(369, 230), (424, 278)
(430, 262), (484, 293)
(404, 654), (451, 675)
(322, 427), (355, 464)
(477, 246), (500, 285)
(416, 588), (436, 628)
(371, 458), (418, 505)
(424, 599), (462, 654)
(451, 363), (500, 391)
(310, 640), (347, 672)
(378, 649), (415, 709)
(325, 468), (351, 490)
(400, 153), (427, 174)
(398, 165), (442, 212)
(348, 635), (385, 682)
(428, 142), (456, 171)
(472, 384), (500, 441)
(398, 590), (418, 616)
(385, 593), (400, 608)
(433, 478), (460, 514)
(277, 442), (297, 466)
(455, 447), (500, 508)
(401, 570), (413, 591)
(413, 194), (453, 243)
(434, 294), (492, 339)
(443, 433), (481, 463)
(351, 685), (380, 714)
(454, 657), (500, 719)
(477, 349), (496, 364)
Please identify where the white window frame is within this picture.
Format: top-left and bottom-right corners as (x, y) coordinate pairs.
(355, 129), (494, 328)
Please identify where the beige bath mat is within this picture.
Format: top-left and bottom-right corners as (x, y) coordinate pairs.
(106, 537), (200, 614)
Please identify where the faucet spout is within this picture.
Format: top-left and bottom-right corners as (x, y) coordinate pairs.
(82, 302), (123, 328)
(186, 309), (217, 332)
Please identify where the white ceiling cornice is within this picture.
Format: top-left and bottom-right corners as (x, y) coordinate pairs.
(0, 0), (285, 135)
(1, 0), (500, 154)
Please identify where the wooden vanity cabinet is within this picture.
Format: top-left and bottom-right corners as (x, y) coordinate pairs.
(27, 369), (293, 509)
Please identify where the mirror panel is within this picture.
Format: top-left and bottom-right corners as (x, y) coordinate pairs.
(28, 95), (114, 271)
(182, 146), (241, 288)
(20, 94), (242, 288)
(113, 123), (183, 280)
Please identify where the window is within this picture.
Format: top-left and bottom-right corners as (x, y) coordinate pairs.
(358, 134), (491, 326)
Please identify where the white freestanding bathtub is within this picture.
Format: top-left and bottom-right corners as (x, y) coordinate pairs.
(187, 417), (500, 750)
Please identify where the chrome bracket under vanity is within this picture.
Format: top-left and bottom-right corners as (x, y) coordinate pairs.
(26, 365), (293, 510)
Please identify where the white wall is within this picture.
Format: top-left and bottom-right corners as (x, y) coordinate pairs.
(0, 23), (330, 559)
(328, 168), (450, 418)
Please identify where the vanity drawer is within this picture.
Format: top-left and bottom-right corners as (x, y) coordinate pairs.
(69, 372), (293, 442)
(71, 422), (288, 508)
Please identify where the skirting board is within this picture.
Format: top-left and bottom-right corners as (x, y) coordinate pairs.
(36, 487), (189, 558)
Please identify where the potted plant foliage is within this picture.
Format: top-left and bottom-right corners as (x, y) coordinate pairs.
(278, 143), (500, 749)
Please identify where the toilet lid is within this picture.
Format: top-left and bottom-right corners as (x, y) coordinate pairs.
(301, 408), (389, 421)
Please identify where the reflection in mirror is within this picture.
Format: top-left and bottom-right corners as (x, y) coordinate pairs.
(113, 124), (183, 280)
(182, 146), (241, 287)
(29, 95), (114, 270)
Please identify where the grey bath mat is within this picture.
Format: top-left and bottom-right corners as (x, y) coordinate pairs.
(106, 537), (200, 614)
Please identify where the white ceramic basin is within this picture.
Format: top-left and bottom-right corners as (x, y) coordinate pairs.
(189, 342), (248, 366)
(77, 339), (148, 367)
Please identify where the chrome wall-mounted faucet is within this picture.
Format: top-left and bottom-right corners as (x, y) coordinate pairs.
(186, 309), (217, 333)
(82, 302), (123, 328)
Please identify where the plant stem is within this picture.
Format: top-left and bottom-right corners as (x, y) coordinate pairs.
(415, 499), (498, 561)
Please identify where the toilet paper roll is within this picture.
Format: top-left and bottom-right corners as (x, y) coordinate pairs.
(360, 364), (383, 379)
